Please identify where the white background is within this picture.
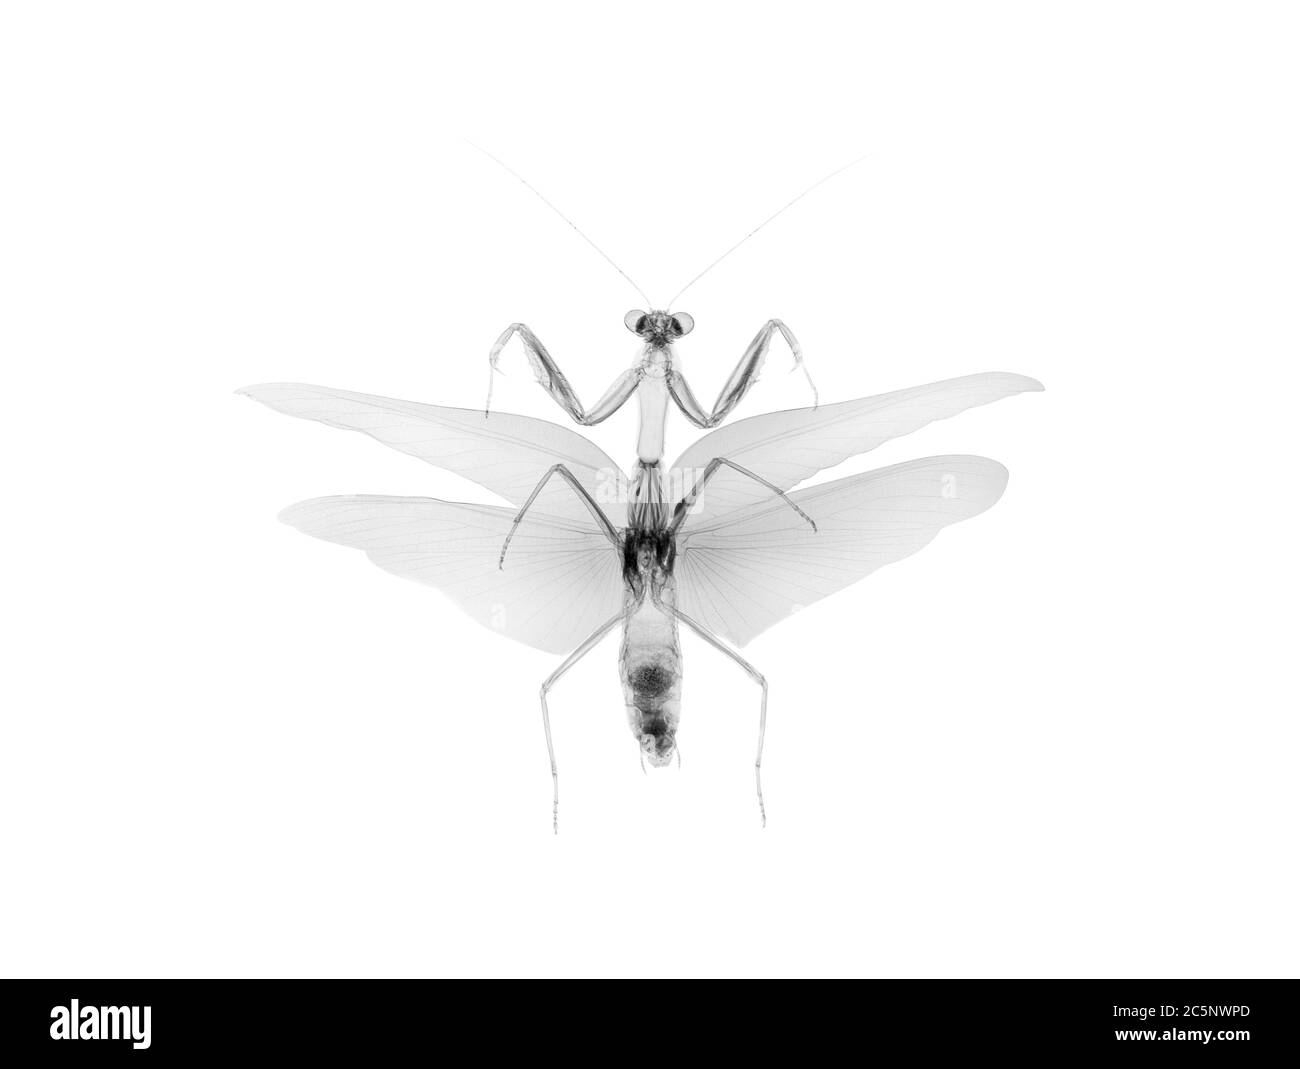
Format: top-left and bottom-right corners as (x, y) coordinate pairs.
(2, 3), (1296, 978)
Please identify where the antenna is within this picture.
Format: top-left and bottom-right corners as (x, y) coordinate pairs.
(667, 154), (869, 308)
(467, 141), (653, 308)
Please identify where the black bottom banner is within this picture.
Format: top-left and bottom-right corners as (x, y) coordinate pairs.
(0, 979), (1293, 1059)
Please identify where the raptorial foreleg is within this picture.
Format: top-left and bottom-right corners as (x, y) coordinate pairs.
(486, 322), (642, 423)
(666, 319), (817, 429)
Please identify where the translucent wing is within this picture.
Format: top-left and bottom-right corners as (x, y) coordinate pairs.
(673, 455), (1009, 647)
(279, 496), (623, 654)
(668, 372), (1040, 524)
(240, 383), (630, 526)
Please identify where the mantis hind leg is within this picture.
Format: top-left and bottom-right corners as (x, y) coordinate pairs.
(539, 612), (624, 834)
(668, 606), (769, 828)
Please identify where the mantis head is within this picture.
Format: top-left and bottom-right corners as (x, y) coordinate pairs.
(625, 309), (694, 347)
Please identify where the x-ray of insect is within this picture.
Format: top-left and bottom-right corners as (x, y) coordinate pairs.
(240, 151), (1042, 831)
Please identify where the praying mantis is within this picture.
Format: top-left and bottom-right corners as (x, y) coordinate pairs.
(241, 150), (1041, 830)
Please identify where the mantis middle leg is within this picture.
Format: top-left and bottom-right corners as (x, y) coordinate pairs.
(669, 457), (818, 536)
(500, 463), (622, 568)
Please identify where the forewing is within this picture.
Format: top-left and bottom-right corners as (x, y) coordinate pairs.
(240, 383), (629, 526)
(674, 455), (1009, 647)
(668, 372), (1039, 524)
(279, 496), (624, 654)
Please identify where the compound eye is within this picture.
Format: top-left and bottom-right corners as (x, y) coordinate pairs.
(624, 309), (647, 333)
(670, 312), (694, 336)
